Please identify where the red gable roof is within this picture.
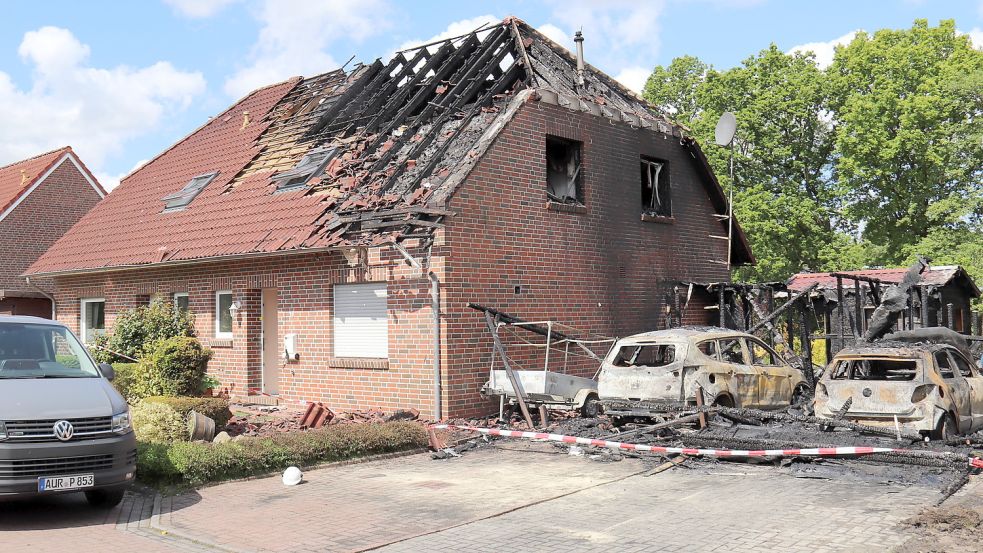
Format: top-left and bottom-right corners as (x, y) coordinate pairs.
(0, 147), (72, 216)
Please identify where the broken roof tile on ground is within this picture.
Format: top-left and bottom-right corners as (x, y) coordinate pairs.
(28, 17), (751, 276)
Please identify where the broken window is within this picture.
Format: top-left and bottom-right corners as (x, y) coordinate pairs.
(747, 339), (780, 366)
(273, 146), (337, 190)
(640, 156), (670, 217)
(697, 340), (718, 360)
(831, 359), (918, 381)
(935, 352), (955, 379)
(162, 171), (219, 211)
(612, 344), (676, 367)
(546, 136), (583, 204)
(718, 339), (746, 365)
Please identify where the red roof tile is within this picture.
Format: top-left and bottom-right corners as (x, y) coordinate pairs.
(0, 147), (72, 216)
(788, 266), (980, 297)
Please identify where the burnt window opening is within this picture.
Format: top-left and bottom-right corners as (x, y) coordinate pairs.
(612, 344), (676, 367)
(640, 157), (670, 217)
(546, 136), (583, 205)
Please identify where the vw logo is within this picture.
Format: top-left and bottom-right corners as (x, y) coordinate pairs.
(53, 420), (74, 442)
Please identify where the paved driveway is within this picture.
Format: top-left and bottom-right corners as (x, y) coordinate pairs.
(0, 442), (957, 552)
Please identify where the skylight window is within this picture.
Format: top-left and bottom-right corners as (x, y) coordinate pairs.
(162, 171), (219, 212)
(273, 146), (337, 190)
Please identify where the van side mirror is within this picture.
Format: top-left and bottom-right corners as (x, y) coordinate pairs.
(98, 363), (115, 381)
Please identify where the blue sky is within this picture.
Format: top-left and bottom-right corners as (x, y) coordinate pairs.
(2, 0), (981, 189)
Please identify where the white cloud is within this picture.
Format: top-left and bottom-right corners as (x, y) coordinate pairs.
(536, 23), (569, 47)
(224, 0), (392, 98)
(614, 66), (650, 94)
(541, 1), (665, 91)
(0, 26), (205, 180)
(960, 28), (983, 50)
(789, 30), (859, 69)
(94, 158), (147, 192)
(395, 15), (500, 55)
(163, 0), (238, 18)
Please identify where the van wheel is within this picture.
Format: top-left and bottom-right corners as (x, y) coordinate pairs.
(85, 487), (125, 508)
(931, 414), (957, 441)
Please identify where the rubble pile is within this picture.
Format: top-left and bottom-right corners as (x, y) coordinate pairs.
(223, 404), (422, 438)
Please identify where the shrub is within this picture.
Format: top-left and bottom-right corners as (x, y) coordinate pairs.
(136, 421), (428, 486)
(132, 402), (188, 444)
(110, 363), (144, 402)
(140, 337), (212, 397)
(142, 396), (232, 425)
(92, 298), (196, 363)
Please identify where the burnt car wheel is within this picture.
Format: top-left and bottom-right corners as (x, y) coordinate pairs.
(85, 487), (126, 508)
(931, 414), (957, 441)
(711, 394), (735, 408)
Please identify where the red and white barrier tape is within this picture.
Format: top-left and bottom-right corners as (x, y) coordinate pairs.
(432, 424), (983, 468)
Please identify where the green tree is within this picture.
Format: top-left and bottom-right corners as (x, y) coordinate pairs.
(645, 45), (841, 281)
(828, 19), (983, 266)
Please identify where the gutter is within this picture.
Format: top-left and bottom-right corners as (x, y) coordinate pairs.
(390, 241), (442, 421)
(24, 276), (57, 319)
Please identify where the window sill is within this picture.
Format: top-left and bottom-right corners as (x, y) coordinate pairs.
(329, 357), (390, 370)
(546, 201), (587, 214)
(641, 214), (674, 224)
(210, 338), (234, 348)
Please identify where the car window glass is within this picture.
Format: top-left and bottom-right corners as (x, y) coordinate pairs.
(748, 339), (777, 365)
(697, 341), (717, 360)
(612, 345), (676, 367)
(719, 339), (744, 365)
(936, 351), (956, 379)
(950, 353), (973, 378)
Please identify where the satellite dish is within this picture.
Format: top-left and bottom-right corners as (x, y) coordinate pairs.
(714, 112), (737, 146)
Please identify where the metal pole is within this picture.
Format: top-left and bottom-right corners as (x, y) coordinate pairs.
(726, 143), (734, 272)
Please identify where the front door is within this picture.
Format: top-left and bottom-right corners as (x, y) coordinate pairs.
(261, 288), (279, 394)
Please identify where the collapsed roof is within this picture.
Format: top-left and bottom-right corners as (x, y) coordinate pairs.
(28, 17), (752, 277)
(788, 266), (981, 298)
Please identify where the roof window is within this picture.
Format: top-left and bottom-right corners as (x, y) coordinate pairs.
(273, 146), (337, 190)
(162, 171), (219, 212)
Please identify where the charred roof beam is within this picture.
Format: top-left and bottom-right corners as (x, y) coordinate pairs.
(303, 60), (384, 139)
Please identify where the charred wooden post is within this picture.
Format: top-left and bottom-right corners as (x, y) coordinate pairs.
(836, 276), (845, 352)
(719, 284), (726, 328)
(946, 303), (955, 330)
(694, 386), (708, 429)
(801, 307), (815, 389)
(853, 279), (863, 338)
(920, 287), (930, 328)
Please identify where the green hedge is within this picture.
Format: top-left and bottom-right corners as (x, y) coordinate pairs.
(137, 421), (428, 486)
(142, 396), (232, 425)
(111, 363), (143, 403)
(132, 401), (187, 444)
(140, 337), (212, 397)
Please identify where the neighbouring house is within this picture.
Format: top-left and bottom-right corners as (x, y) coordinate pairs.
(788, 266), (982, 358)
(26, 18), (753, 418)
(0, 147), (105, 319)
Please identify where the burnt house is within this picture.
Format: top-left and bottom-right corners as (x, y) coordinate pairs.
(0, 147), (105, 318)
(788, 266), (982, 357)
(27, 18), (752, 418)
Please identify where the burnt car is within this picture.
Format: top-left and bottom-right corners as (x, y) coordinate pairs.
(598, 328), (809, 418)
(815, 342), (983, 439)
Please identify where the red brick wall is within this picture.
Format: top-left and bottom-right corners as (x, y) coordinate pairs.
(51, 247), (440, 416)
(0, 156), (103, 298)
(440, 101), (731, 417)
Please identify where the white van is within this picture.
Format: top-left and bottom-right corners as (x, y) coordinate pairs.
(0, 316), (135, 507)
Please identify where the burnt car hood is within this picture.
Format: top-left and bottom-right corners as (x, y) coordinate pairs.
(0, 377), (124, 420)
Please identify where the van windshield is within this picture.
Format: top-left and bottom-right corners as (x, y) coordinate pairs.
(0, 323), (100, 379)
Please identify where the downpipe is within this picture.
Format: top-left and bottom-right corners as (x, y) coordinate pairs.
(24, 276), (57, 319)
(391, 242), (442, 420)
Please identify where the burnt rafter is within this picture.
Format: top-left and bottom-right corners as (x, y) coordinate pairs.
(229, 17), (685, 250)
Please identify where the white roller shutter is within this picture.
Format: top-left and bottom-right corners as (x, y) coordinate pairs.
(333, 282), (388, 358)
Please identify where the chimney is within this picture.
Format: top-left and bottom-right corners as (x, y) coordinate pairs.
(574, 30), (585, 88)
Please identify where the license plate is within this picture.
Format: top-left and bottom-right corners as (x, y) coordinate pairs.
(38, 474), (94, 492)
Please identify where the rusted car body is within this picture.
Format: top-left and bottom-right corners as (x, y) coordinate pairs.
(814, 343), (983, 438)
(598, 328), (808, 417)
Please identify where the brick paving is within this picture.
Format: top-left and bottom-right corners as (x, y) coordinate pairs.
(0, 444), (956, 552)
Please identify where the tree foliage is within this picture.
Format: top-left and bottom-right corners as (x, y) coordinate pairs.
(643, 19), (983, 288)
(92, 298), (196, 363)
